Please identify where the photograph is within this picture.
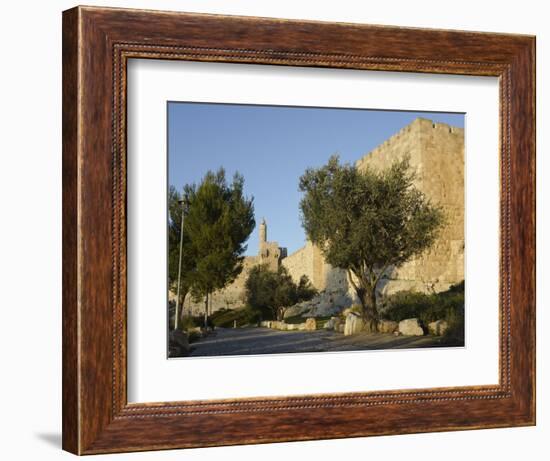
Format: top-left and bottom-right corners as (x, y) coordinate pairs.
(167, 102), (466, 358)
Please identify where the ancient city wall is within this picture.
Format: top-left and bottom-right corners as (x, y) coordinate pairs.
(282, 241), (324, 289)
(356, 117), (465, 294)
(283, 242), (350, 294)
(182, 256), (259, 316)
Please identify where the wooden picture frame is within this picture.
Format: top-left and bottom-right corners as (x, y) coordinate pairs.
(62, 5), (535, 455)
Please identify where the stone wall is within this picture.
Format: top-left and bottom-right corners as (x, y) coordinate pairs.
(356, 117), (464, 294)
(282, 243), (355, 317)
(282, 241), (325, 289)
(282, 242), (356, 296)
(181, 256), (259, 316)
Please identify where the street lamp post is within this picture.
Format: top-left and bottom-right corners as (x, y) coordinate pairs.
(174, 197), (186, 330)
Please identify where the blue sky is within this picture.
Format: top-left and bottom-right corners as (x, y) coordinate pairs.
(168, 102), (464, 256)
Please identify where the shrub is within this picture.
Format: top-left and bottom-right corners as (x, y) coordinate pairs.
(188, 330), (202, 343)
(179, 315), (198, 331)
(245, 265), (317, 321)
(177, 314), (214, 330)
(441, 306), (465, 346)
(382, 281), (464, 342)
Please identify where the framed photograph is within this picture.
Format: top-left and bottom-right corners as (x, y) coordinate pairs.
(62, 6), (535, 455)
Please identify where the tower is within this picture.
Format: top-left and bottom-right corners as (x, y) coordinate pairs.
(259, 218), (267, 246)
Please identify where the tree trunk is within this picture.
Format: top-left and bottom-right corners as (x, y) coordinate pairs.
(347, 269), (380, 332)
(176, 290), (187, 330)
(204, 292), (209, 328)
(356, 285), (379, 332)
(366, 286), (379, 332)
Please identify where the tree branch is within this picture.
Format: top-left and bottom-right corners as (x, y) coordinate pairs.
(347, 268), (359, 293)
(374, 262), (391, 287)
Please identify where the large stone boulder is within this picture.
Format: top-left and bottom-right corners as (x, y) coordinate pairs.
(168, 330), (190, 357)
(188, 326), (202, 335)
(428, 320), (449, 336)
(398, 318), (424, 336)
(304, 318), (317, 331)
(283, 288), (353, 319)
(344, 313), (364, 336)
(283, 303), (311, 319)
(378, 319), (398, 334)
(324, 317), (340, 330)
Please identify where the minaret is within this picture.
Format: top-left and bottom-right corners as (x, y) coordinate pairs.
(259, 218), (267, 247)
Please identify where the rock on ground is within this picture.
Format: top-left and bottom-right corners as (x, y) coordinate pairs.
(324, 317), (340, 330)
(168, 330), (190, 357)
(344, 313), (364, 336)
(428, 320), (449, 336)
(398, 318), (425, 336)
(378, 319), (398, 334)
(305, 318), (317, 331)
(283, 289), (353, 319)
(283, 303), (311, 319)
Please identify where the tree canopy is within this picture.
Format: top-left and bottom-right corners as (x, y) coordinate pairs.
(245, 265), (317, 321)
(299, 155), (444, 330)
(168, 169), (255, 328)
(184, 169), (255, 324)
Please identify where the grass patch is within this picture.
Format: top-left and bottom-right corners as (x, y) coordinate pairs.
(283, 315), (306, 324)
(315, 316), (332, 328)
(210, 307), (261, 328)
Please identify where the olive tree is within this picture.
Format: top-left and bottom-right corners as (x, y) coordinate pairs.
(299, 155), (444, 331)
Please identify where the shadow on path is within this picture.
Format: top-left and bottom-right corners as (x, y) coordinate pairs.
(188, 327), (447, 357)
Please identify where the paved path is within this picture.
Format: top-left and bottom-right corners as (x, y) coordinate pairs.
(189, 327), (444, 357)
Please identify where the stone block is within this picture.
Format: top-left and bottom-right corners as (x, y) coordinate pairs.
(378, 319), (398, 334)
(344, 313), (364, 336)
(428, 319), (448, 336)
(398, 318), (424, 336)
(304, 318), (317, 331)
(168, 330), (190, 357)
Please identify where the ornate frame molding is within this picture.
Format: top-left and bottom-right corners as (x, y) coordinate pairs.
(63, 6), (535, 454)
